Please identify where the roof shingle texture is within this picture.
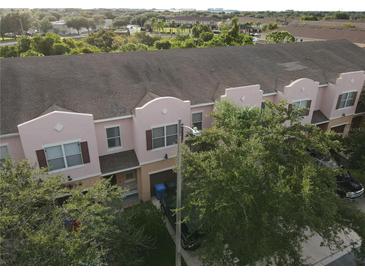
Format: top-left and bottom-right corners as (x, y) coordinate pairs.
(1, 39), (365, 134)
(99, 150), (139, 174)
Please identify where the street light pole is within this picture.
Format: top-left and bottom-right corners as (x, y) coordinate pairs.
(176, 119), (182, 266)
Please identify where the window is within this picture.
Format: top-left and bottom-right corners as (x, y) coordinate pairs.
(45, 141), (83, 171)
(151, 124), (178, 149)
(166, 124), (178, 146)
(0, 145), (9, 164)
(192, 112), (203, 130)
(106, 126), (121, 149)
(152, 126), (165, 149)
(291, 100), (312, 116)
(336, 91), (357, 109)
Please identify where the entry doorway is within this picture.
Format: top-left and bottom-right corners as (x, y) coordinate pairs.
(149, 169), (176, 197)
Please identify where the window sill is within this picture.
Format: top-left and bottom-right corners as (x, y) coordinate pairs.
(48, 163), (86, 174)
(150, 144), (177, 152)
(335, 105), (355, 111)
(107, 146), (123, 152)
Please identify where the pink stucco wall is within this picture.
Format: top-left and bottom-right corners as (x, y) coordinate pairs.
(221, 84), (263, 108)
(0, 135), (25, 162)
(190, 104), (214, 129)
(133, 97), (191, 165)
(281, 78), (319, 124)
(325, 71), (365, 119)
(17, 111), (101, 181)
(94, 117), (135, 156)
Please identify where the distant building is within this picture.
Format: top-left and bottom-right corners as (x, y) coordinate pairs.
(207, 8), (224, 13)
(126, 25), (141, 34)
(166, 16), (220, 27)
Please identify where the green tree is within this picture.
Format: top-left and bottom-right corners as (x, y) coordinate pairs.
(182, 101), (365, 265)
(17, 35), (32, 53)
(0, 160), (152, 265)
(113, 16), (132, 28)
(52, 42), (71, 55)
(86, 29), (118, 52)
(154, 39), (171, 50)
(39, 17), (53, 33)
(200, 31), (214, 42)
(0, 12), (32, 36)
(31, 33), (60, 56)
(266, 31), (295, 44)
(133, 31), (159, 47)
(192, 23), (211, 38)
(334, 11), (350, 20)
(20, 50), (44, 57)
(0, 45), (18, 58)
(66, 17), (89, 35)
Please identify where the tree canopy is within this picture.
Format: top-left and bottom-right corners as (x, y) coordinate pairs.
(182, 100), (365, 265)
(266, 31), (295, 44)
(0, 160), (152, 265)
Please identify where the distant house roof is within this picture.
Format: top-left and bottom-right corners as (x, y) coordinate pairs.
(167, 16), (219, 22)
(1, 40), (365, 134)
(311, 110), (330, 125)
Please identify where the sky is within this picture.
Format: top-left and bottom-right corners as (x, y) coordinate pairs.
(1, 0), (364, 11)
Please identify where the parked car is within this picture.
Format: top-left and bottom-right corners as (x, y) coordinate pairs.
(308, 149), (364, 199)
(336, 172), (364, 199)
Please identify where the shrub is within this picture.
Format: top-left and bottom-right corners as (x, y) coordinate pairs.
(52, 42), (71, 55)
(154, 39), (171, 50)
(17, 36), (31, 53)
(0, 45), (18, 58)
(200, 31), (214, 42)
(20, 50), (44, 57)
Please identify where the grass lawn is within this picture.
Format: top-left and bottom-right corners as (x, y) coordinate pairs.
(126, 202), (176, 265)
(0, 37), (16, 43)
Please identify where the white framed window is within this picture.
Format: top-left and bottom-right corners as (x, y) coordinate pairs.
(192, 112), (203, 130)
(151, 124), (178, 149)
(291, 99), (312, 116)
(0, 145), (9, 164)
(336, 91), (357, 109)
(45, 141), (83, 171)
(106, 126), (121, 149)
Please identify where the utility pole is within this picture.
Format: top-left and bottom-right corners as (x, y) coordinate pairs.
(175, 119), (182, 266)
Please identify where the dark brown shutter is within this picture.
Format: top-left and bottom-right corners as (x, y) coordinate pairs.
(146, 130), (152, 150)
(336, 94), (343, 109)
(80, 141), (90, 164)
(36, 149), (48, 168)
(181, 125), (184, 142)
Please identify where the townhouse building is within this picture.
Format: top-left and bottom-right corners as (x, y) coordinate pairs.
(1, 40), (365, 202)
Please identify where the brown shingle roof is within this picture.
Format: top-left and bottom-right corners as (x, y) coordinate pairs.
(99, 150), (139, 174)
(1, 40), (365, 134)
